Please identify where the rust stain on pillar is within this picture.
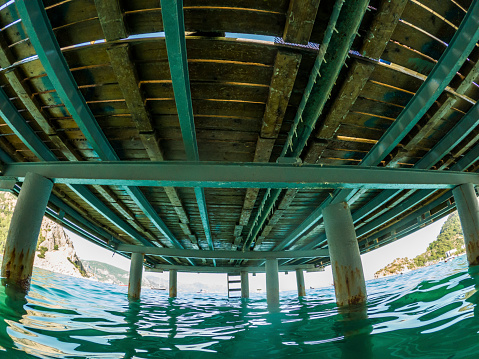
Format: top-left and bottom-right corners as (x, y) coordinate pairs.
(324, 201), (367, 307)
(2, 247), (35, 292)
(1, 173), (53, 293)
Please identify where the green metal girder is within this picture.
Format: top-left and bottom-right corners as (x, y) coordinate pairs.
(160, 0), (198, 162)
(4, 161), (479, 189)
(161, 0), (215, 259)
(117, 243), (328, 260)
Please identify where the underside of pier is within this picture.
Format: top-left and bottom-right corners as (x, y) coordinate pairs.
(0, 0), (477, 297)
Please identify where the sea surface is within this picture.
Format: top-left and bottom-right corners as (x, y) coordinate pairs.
(0, 256), (478, 358)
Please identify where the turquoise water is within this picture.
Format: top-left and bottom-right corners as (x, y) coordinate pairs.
(1, 256), (479, 358)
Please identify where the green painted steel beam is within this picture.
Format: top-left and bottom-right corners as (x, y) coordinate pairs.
(117, 243), (328, 260)
(242, 189), (281, 250)
(281, 0), (347, 158)
(283, 0), (368, 159)
(4, 161), (479, 189)
(360, 195), (455, 252)
(0, 58), (159, 253)
(125, 186), (185, 250)
(160, 0), (198, 162)
(161, 0), (214, 258)
(286, 190), (455, 267)
(147, 264), (324, 274)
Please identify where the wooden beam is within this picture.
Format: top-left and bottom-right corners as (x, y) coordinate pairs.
(96, 0), (195, 245)
(261, 51), (302, 139)
(283, 0), (321, 45)
(261, 0), (408, 249)
(236, 51), (301, 243)
(94, 0), (127, 41)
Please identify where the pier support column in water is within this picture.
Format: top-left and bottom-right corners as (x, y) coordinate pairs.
(128, 252), (144, 299)
(169, 269), (177, 298)
(1, 172), (53, 292)
(323, 202), (366, 306)
(453, 183), (479, 266)
(296, 268), (306, 297)
(266, 258), (279, 306)
(241, 271), (249, 298)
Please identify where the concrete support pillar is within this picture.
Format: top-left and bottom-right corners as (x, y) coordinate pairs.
(128, 252), (144, 299)
(1, 173), (53, 292)
(265, 258), (279, 306)
(169, 269), (177, 298)
(453, 183), (479, 266)
(296, 268), (306, 297)
(323, 202), (366, 306)
(241, 271), (249, 298)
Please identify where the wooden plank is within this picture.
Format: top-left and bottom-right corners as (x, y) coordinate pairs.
(142, 82), (270, 103)
(106, 45), (155, 133)
(137, 61), (273, 85)
(381, 40), (436, 76)
(124, 0), (290, 13)
(54, 19), (104, 48)
(283, 0), (320, 45)
(391, 20), (446, 61)
(359, 80), (414, 107)
(46, 0), (99, 29)
(94, 0), (127, 41)
(261, 50), (301, 138)
(401, 0), (461, 44)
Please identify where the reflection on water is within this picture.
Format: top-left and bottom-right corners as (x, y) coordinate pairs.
(0, 256), (479, 357)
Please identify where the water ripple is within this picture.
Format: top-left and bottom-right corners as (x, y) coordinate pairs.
(0, 256), (479, 357)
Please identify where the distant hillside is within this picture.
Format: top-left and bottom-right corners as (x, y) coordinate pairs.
(82, 260), (168, 288)
(82, 260), (228, 293)
(375, 212), (465, 278)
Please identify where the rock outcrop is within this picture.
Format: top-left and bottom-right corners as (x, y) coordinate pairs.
(34, 217), (89, 278)
(0, 192), (88, 278)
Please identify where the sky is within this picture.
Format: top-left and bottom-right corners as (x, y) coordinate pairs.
(68, 215), (448, 292)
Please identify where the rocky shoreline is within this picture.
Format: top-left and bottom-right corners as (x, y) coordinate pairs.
(33, 217), (89, 278)
(374, 212), (465, 279)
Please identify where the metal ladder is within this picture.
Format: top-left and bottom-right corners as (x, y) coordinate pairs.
(227, 273), (242, 298)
